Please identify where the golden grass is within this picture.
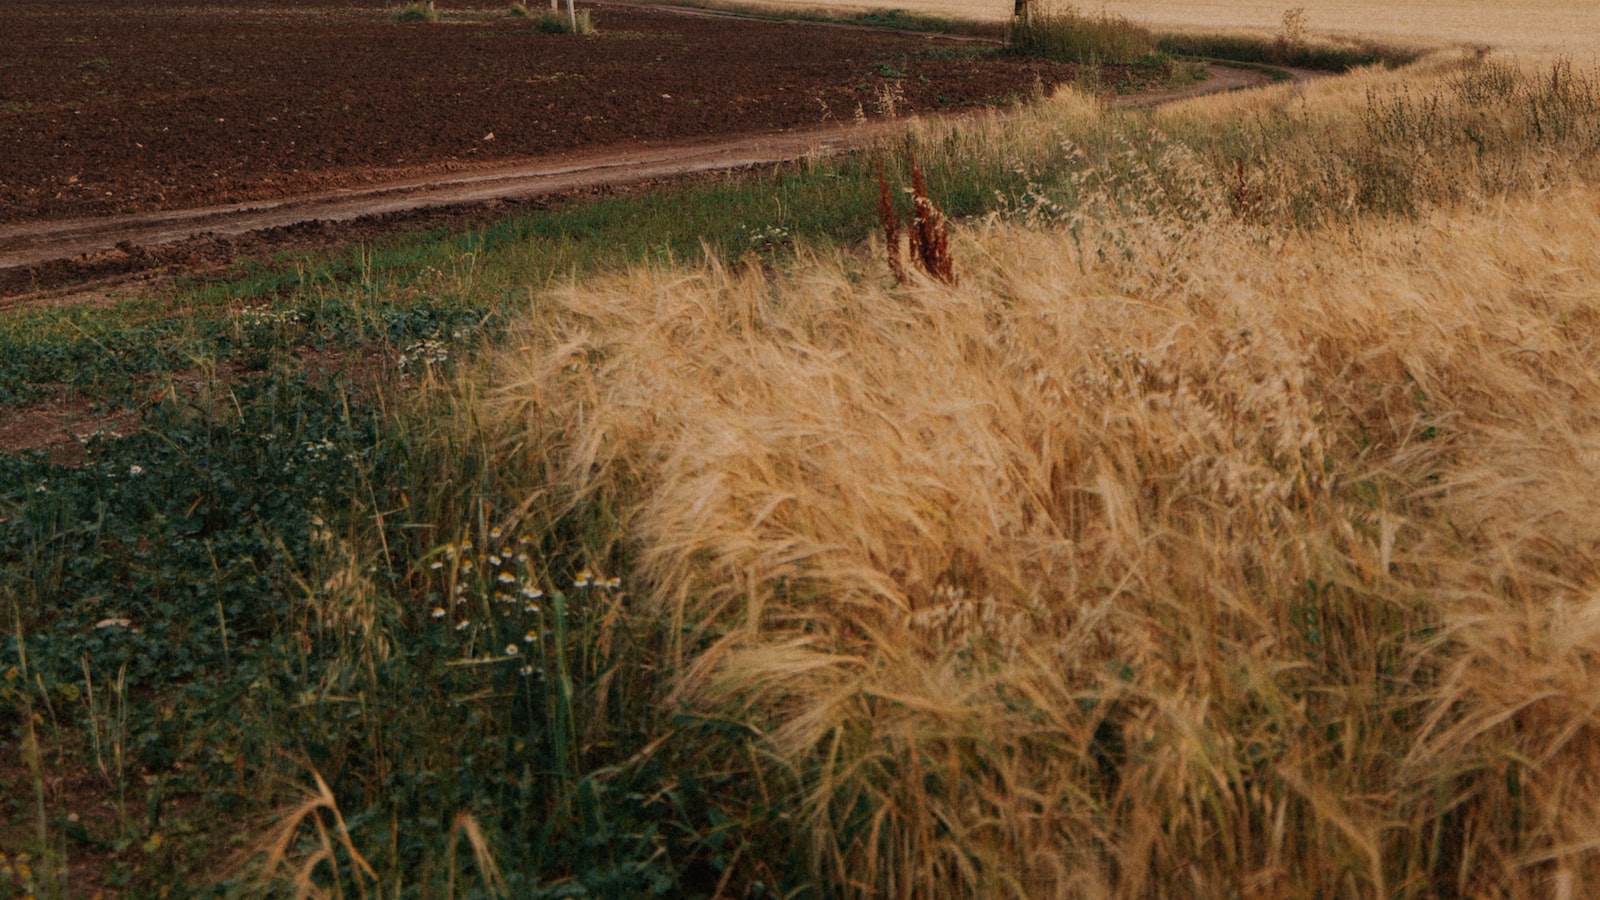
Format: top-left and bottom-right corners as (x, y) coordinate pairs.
(1098, 0), (1599, 55)
(490, 54), (1600, 896)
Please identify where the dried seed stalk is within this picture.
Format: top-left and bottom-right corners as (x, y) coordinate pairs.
(908, 156), (956, 285)
(877, 161), (907, 285)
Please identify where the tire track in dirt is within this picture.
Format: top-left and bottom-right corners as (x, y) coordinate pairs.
(0, 120), (908, 272)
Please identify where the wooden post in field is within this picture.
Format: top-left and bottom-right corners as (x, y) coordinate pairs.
(568, 0), (576, 31)
(1014, 0), (1029, 21)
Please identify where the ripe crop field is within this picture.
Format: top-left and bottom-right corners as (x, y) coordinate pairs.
(746, 0), (1599, 53)
(1093, 0), (1598, 53)
(4, 2), (1600, 898)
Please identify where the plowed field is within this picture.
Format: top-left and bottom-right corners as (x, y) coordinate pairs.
(0, 0), (1164, 227)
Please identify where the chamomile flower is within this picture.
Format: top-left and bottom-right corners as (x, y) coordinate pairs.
(520, 586), (544, 600)
(455, 619), (471, 631)
(429, 560), (445, 570)
(431, 606), (446, 619)
(574, 569), (594, 588)
(488, 554), (502, 567)
(489, 526), (503, 541)
(523, 630), (538, 643)
(497, 572), (517, 584)
(505, 644), (519, 656)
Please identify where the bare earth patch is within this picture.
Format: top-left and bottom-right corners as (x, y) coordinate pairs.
(0, 391), (139, 465)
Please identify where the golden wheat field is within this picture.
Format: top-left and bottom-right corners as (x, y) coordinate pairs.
(754, 0), (1600, 53)
(1097, 0), (1595, 54)
(485, 47), (1600, 895)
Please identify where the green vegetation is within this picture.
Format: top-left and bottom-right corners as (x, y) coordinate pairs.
(533, 8), (595, 35)
(6, 44), (1600, 897)
(657, 0), (1006, 39)
(1155, 28), (1422, 70)
(849, 7), (985, 35)
(394, 1), (439, 24)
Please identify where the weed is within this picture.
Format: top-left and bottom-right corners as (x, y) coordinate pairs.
(874, 151), (955, 285)
(872, 79), (905, 117)
(906, 157), (955, 284)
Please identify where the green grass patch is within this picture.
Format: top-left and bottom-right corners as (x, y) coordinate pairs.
(394, 1), (438, 23)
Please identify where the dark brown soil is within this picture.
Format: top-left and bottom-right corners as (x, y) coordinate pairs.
(0, 0), (1158, 227)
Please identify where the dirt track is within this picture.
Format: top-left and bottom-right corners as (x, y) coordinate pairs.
(0, 0), (1291, 295)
